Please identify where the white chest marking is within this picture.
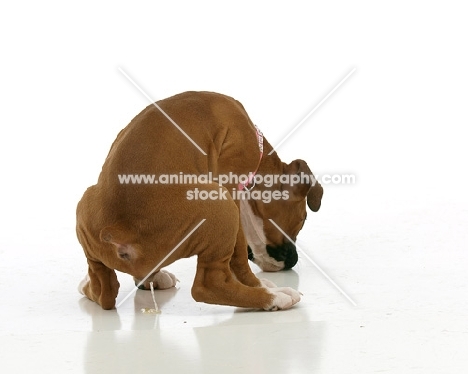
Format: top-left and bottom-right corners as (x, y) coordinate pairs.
(239, 199), (284, 271)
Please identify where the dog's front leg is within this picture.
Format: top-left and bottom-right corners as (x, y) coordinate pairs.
(191, 229), (300, 310)
(189, 192), (300, 310)
(192, 257), (272, 309)
(192, 257), (300, 310)
(229, 227), (263, 288)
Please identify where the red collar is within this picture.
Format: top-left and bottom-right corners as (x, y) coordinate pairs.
(238, 126), (264, 191)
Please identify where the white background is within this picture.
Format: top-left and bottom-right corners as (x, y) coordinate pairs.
(1, 1), (468, 372)
(1, 1), (467, 233)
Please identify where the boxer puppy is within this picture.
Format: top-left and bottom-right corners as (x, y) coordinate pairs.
(76, 91), (323, 310)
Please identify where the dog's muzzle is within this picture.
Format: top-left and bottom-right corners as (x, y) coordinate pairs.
(248, 242), (298, 271)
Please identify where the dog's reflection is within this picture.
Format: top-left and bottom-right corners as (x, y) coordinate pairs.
(193, 309), (324, 373)
(80, 269), (322, 373)
(79, 285), (178, 330)
(80, 287), (178, 373)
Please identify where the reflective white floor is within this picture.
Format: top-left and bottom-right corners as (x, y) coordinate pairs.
(2, 1), (468, 372)
(1, 195), (467, 373)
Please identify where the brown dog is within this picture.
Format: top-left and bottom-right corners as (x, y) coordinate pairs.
(76, 91), (323, 310)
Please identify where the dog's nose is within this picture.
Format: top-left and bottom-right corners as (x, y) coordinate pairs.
(266, 242), (298, 270)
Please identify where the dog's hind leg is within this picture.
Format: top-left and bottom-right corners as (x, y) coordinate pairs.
(79, 259), (120, 310)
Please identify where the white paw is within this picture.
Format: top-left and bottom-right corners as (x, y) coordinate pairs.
(78, 274), (90, 295)
(264, 287), (301, 311)
(260, 278), (278, 288)
(153, 270), (178, 289)
(136, 270), (178, 290)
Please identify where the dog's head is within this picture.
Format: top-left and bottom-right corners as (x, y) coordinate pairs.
(240, 159), (323, 271)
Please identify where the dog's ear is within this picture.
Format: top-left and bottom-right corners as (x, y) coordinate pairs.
(282, 159), (311, 198)
(306, 176), (323, 212)
(100, 225), (138, 260)
(282, 159), (323, 211)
